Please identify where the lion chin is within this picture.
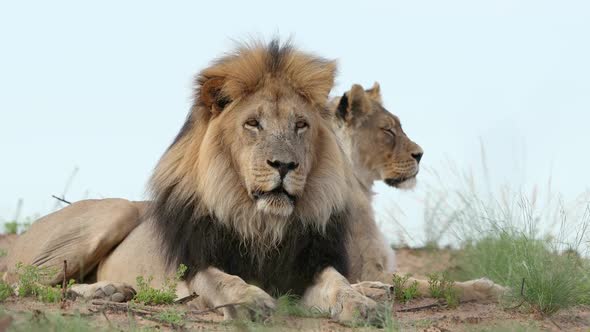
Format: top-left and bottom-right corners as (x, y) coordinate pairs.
(384, 177), (417, 190)
(253, 187), (296, 217)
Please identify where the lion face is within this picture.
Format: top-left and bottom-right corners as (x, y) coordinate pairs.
(218, 88), (319, 217)
(333, 83), (423, 189)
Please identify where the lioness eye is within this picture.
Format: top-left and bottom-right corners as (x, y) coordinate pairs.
(245, 119), (260, 128)
(295, 120), (308, 130)
(383, 128), (395, 137)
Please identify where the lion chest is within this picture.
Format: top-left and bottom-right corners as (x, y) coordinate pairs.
(158, 211), (350, 297)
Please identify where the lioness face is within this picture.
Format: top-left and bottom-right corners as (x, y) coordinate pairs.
(221, 87), (317, 217)
(335, 83), (423, 189)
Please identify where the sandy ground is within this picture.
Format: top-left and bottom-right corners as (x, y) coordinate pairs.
(1, 236), (589, 331)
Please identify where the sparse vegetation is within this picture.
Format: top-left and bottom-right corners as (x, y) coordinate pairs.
(426, 271), (459, 307)
(9, 311), (105, 332)
(133, 264), (187, 305)
(155, 308), (185, 326)
(416, 152), (590, 316)
(391, 274), (420, 302)
(0, 281), (12, 302)
(457, 229), (589, 315)
(4, 220), (18, 234)
(14, 263), (70, 303)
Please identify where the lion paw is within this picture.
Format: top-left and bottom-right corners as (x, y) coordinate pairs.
(458, 278), (508, 302)
(223, 285), (276, 321)
(69, 281), (136, 302)
(331, 290), (378, 324)
(351, 281), (393, 302)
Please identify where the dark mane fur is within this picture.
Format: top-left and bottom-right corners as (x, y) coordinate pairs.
(150, 184), (350, 296)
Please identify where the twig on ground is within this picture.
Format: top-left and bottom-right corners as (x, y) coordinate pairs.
(549, 317), (562, 330)
(174, 292), (198, 304)
(91, 299), (245, 316)
(396, 302), (444, 312)
(51, 195), (71, 205)
(505, 278), (527, 311)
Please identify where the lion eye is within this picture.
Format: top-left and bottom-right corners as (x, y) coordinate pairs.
(383, 128), (395, 137)
(245, 119), (260, 129)
(295, 120), (308, 131)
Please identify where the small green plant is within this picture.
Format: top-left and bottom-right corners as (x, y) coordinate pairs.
(134, 264), (187, 305)
(14, 263), (65, 303)
(0, 281), (12, 301)
(427, 271), (459, 308)
(391, 274), (420, 302)
(4, 220), (18, 234)
(155, 308), (185, 326)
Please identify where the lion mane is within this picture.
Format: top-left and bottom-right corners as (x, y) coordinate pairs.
(147, 40), (353, 295)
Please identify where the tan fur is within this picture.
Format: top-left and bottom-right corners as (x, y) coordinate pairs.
(3, 199), (140, 285)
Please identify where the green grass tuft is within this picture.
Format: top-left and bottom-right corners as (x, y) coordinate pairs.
(458, 232), (589, 315)
(391, 274), (420, 302)
(133, 264), (187, 305)
(14, 263), (65, 303)
(4, 221), (18, 234)
(426, 271), (459, 308)
(0, 281), (12, 302)
(155, 308), (185, 326)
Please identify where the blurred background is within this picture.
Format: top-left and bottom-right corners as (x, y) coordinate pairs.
(1, 0), (588, 246)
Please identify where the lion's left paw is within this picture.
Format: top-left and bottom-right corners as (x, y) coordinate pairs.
(458, 278), (508, 302)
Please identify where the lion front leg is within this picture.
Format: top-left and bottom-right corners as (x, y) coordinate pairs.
(188, 267), (276, 320)
(302, 267), (377, 324)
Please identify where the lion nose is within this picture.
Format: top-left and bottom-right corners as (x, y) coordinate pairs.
(411, 152), (423, 163)
(267, 160), (299, 179)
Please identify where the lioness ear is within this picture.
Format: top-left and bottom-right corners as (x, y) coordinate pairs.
(365, 82), (382, 105)
(335, 84), (372, 124)
(199, 76), (232, 115)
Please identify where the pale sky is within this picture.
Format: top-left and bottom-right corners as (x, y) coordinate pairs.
(1, 1), (589, 245)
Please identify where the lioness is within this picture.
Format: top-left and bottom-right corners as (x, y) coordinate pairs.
(331, 82), (505, 301)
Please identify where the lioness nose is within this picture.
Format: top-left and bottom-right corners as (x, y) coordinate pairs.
(267, 160), (299, 179)
(411, 152), (423, 163)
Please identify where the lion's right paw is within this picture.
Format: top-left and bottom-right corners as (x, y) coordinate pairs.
(223, 285), (276, 321)
(331, 289), (378, 325)
(69, 281), (136, 302)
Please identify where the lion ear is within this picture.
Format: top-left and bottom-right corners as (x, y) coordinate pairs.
(335, 84), (372, 124)
(365, 82), (382, 105)
(198, 76), (232, 115)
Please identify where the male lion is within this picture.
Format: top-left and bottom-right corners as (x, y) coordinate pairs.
(6, 40), (378, 323)
(331, 82), (506, 301)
